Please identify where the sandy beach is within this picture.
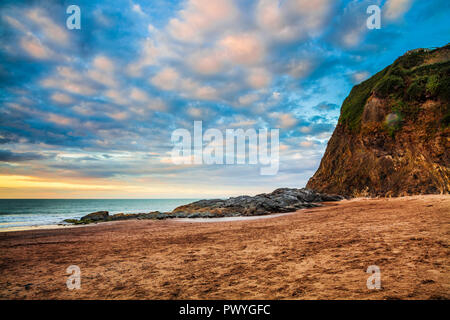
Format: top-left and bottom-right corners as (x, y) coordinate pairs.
(0, 195), (448, 300)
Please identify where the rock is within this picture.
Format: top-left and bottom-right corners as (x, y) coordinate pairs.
(80, 211), (109, 221)
(307, 44), (450, 197)
(171, 188), (343, 218)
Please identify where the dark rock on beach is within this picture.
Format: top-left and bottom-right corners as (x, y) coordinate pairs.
(65, 211), (164, 224)
(63, 188), (343, 225)
(81, 211), (109, 221)
(171, 188), (343, 217)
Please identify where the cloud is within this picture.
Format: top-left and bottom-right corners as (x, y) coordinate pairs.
(51, 92), (73, 104)
(3, 15), (27, 33)
(238, 92), (260, 106)
(0, 149), (45, 162)
(47, 113), (75, 126)
(41, 76), (97, 96)
(20, 35), (52, 59)
(246, 68), (272, 89)
(26, 8), (69, 46)
(299, 140), (315, 148)
(314, 102), (340, 111)
(126, 38), (160, 77)
(219, 33), (265, 65)
(92, 56), (115, 72)
(130, 87), (150, 103)
(271, 112), (298, 129)
(132, 2), (146, 16)
(351, 71), (370, 84)
(107, 111), (129, 121)
(256, 0), (333, 42)
(186, 107), (203, 118)
(330, 0), (373, 48)
(150, 67), (218, 100)
(151, 67), (179, 91)
(384, 0), (414, 20)
(167, 0), (238, 43)
(186, 49), (225, 75)
(287, 59), (314, 79)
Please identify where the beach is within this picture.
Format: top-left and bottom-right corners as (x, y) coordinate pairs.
(0, 195), (448, 300)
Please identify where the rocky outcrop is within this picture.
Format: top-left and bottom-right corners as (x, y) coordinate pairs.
(172, 188), (343, 217)
(65, 211), (166, 224)
(63, 188), (343, 224)
(307, 44), (450, 197)
(80, 211), (109, 221)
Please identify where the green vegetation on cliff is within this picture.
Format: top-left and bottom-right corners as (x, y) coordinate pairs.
(339, 45), (450, 132)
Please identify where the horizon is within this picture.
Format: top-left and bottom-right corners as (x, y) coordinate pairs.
(1, 0), (449, 199)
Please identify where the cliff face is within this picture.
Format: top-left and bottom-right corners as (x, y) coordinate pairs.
(307, 44), (450, 197)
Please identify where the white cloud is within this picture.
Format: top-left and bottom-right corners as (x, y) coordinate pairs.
(352, 71), (370, 84)
(130, 87), (151, 103)
(384, 0), (413, 21)
(151, 67), (218, 101)
(87, 55), (118, 88)
(107, 111), (129, 121)
(300, 140), (314, 148)
(167, 0), (239, 43)
(186, 107), (203, 118)
(187, 49), (225, 75)
(104, 90), (128, 105)
(219, 33), (265, 65)
(92, 56), (115, 72)
(256, 0), (332, 42)
(287, 59), (313, 79)
(123, 0), (335, 105)
(238, 92), (260, 106)
(47, 113), (75, 126)
(246, 68), (271, 89)
(51, 92), (73, 104)
(271, 112), (298, 129)
(3, 15), (27, 32)
(26, 8), (69, 46)
(132, 3), (146, 16)
(299, 126), (312, 133)
(127, 38), (160, 77)
(150, 67), (179, 91)
(41, 76), (97, 96)
(20, 35), (52, 59)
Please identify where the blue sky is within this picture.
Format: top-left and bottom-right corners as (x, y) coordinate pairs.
(0, 0), (449, 198)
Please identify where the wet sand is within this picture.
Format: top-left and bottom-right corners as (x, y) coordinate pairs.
(0, 195), (448, 300)
(0, 224), (83, 233)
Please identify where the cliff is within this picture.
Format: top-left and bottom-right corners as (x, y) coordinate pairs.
(307, 44), (450, 197)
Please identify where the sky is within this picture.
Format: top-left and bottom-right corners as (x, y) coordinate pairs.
(0, 0), (449, 198)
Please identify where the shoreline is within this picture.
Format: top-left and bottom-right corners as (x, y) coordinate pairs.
(0, 223), (88, 233)
(0, 194), (438, 233)
(0, 208), (308, 232)
(0, 194), (443, 232)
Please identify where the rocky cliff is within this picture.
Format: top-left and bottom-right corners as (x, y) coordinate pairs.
(307, 44), (450, 197)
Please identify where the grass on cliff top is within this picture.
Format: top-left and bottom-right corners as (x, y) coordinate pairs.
(338, 67), (388, 131)
(339, 46), (450, 132)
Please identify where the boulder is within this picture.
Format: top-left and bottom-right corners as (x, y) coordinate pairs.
(80, 211), (109, 221)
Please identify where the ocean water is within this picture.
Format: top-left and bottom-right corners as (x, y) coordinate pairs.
(0, 199), (199, 229)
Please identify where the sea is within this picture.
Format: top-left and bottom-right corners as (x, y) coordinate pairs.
(0, 199), (200, 229)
